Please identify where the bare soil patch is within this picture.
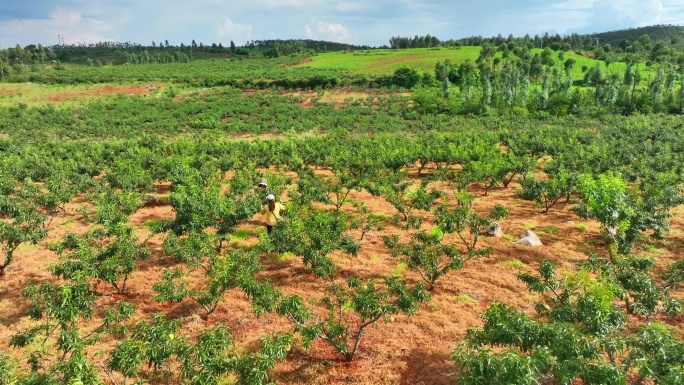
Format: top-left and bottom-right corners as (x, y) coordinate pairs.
(286, 57), (313, 68)
(278, 88), (409, 110)
(0, 87), (23, 97)
(46, 84), (151, 102)
(242, 89), (264, 94)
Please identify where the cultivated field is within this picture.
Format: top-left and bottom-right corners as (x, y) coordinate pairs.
(1, 45), (683, 384)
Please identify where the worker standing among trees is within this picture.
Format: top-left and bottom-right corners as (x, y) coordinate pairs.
(261, 194), (285, 234)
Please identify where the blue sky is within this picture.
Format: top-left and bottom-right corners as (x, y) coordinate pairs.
(0, 0), (683, 48)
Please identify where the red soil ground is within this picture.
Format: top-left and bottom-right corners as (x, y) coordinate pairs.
(1, 168), (682, 384)
(46, 84), (151, 102)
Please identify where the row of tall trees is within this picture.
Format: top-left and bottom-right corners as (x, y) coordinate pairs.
(247, 39), (371, 51)
(125, 50), (191, 64)
(389, 34), (441, 49)
(412, 49), (684, 116)
(0, 44), (55, 65)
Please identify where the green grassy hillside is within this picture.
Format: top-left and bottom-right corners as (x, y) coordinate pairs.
(296, 47), (481, 75)
(296, 46), (632, 81)
(590, 24), (684, 48)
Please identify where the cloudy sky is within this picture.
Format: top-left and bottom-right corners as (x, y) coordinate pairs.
(0, 0), (683, 48)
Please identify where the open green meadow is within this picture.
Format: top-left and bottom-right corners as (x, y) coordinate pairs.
(295, 47), (481, 75)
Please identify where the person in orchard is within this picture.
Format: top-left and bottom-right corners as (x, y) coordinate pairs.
(258, 180), (269, 192)
(261, 194), (285, 234)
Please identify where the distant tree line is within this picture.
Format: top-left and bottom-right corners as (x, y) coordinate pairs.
(247, 39), (372, 52)
(389, 27), (684, 68)
(389, 35), (440, 49)
(0, 44), (58, 79)
(262, 41), (308, 58)
(590, 24), (684, 48)
(389, 25), (684, 54)
(0, 37), (376, 67)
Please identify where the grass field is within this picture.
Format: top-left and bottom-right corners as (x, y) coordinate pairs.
(296, 46), (645, 82)
(296, 47), (482, 75)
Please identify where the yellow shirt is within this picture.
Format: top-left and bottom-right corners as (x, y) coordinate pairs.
(261, 203), (285, 226)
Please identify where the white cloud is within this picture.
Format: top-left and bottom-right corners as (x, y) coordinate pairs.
(2, 0), (684, 49)
(304, 18), (354, 43)
(583, 0), (665, 31)
(0, 7), (112, 47)
(215, 18), (253, 45)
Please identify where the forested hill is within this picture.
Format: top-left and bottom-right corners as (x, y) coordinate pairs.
(247, 39), (373, 52)
(247, 39), (374, 58)
(588, 24), (684, 48)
